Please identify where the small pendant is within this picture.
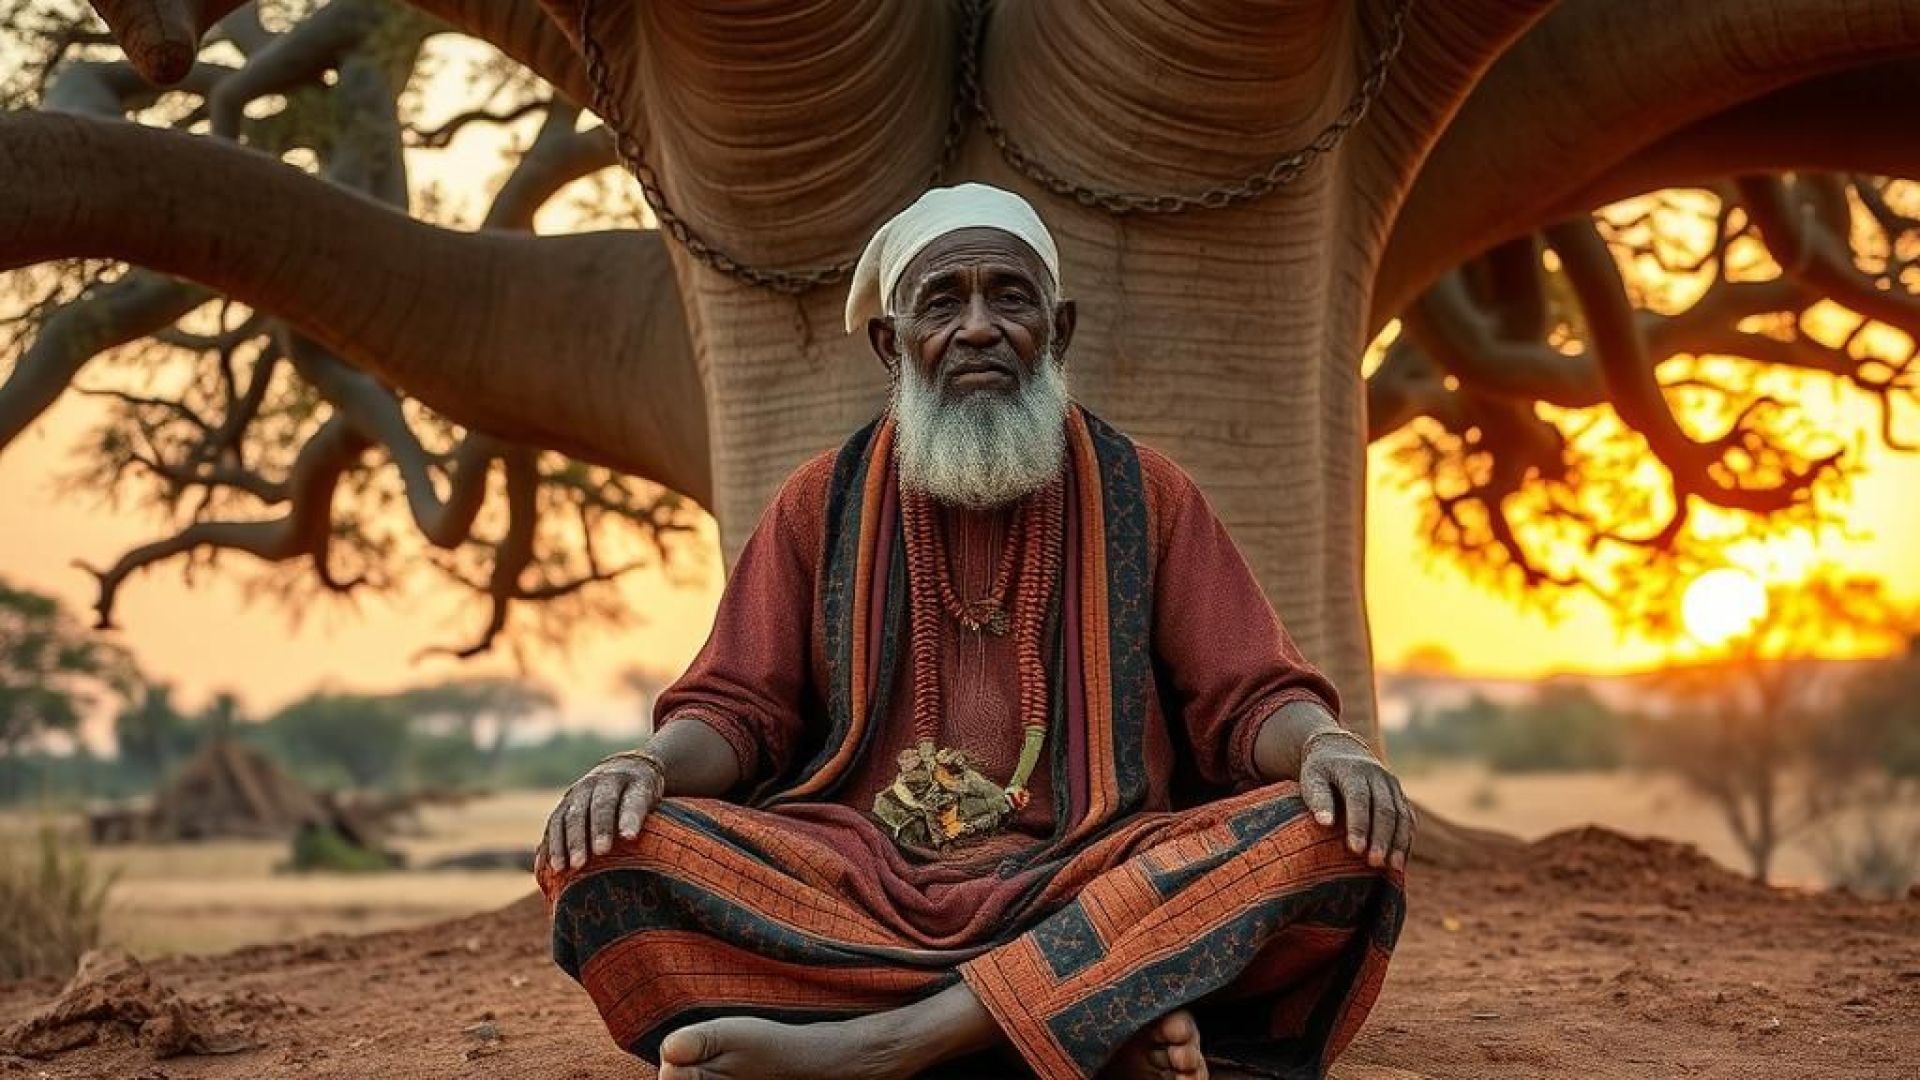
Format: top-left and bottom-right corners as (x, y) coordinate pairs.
(871, 741), (1014, 850)
(959, 601), (1010, 637)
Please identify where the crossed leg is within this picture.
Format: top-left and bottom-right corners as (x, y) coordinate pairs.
(656, 983), (1208, 1080)
(547, 788), (1398, 1080)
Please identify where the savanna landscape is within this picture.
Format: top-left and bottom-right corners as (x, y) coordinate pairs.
(5, 0), (1920, 1077)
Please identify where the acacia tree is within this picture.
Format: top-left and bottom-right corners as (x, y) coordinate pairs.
(393, 674), (557, 769)
(1639, 573), (1913, 882)
(0, 577), (133, 795)
(5, 0), (1920, 750)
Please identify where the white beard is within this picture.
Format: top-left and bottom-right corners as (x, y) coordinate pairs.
(891, 346), (1070, 509)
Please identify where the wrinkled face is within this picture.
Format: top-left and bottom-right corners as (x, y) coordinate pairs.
(868, 227), (1074, 395)
(868, 227), (1079, 508)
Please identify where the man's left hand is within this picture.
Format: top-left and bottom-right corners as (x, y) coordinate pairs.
(1299, 742), (1415, 871)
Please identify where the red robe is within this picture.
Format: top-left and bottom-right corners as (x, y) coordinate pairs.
(662, 432), (1338, 846)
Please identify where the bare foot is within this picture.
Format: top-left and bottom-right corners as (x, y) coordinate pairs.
(657, 1014), (913, 1080)
(1106, 1009), (1208, 1080)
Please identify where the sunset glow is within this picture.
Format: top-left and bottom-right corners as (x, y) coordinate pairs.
(1681, 568), (1770, 645)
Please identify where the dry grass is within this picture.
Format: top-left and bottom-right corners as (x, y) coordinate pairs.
(0, 825), (114, 979)
(0, 790), (560, 959)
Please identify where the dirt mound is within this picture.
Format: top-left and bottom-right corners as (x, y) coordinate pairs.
(1, 950), (263, 1061)
(1527, 824), (1767, 902)
(0, 836), (1913, 1079)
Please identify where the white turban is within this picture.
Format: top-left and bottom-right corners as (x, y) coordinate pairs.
(843, 183), (1062, 333)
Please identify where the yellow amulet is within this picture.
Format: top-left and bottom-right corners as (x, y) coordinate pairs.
(871, 742), (1013, 850)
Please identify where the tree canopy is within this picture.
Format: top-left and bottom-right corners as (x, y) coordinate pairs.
(2, 0), (701, 660)
(0, 576), (133, 781)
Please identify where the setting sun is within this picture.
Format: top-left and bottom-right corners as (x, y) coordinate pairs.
(1681, 568), (1770, 645)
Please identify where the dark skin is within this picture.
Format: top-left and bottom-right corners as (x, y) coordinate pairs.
(535, 227), (1413, 1080)
(867, 226), (1077, 393)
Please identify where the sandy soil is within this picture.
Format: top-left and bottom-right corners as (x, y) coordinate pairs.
(1, 825), (1914, 1080)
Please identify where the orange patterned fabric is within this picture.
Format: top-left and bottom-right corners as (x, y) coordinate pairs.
(540, 783), (1403, 1078)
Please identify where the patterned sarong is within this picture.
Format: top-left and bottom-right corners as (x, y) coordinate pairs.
(541, 781), (1401, 1078)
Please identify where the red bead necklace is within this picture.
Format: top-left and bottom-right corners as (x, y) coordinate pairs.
(874, 478), (1064, 848)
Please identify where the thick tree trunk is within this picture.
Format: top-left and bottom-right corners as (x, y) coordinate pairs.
(639, 0), (1387, 736)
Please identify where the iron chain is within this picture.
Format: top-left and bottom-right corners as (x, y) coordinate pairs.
(578, 0), (1415, 292)
(964, 0), (1414, 215)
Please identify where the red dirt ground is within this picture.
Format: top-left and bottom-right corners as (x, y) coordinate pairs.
(2, 826), (1915, 1079)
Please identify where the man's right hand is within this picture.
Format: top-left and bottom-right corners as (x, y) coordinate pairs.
(537, 754), (664, 874)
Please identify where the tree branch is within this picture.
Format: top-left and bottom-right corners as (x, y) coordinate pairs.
(1404, 268), (1608, 407)
(418, 448), (537, 660)
(1376, 0), (1920, 327)
(0, 275), (213, 459)
(406, 100), (547, 150)
(1543, 215), (1842, 514)
(210, 5), (271, 56)
(42, 59), (232, 116)
(1366, 331), (1461, 442)
(0, 110), (708, 504)
(1352, 0), (1556, 232)
(81, 0), (591, 104)
(83, 0), (249, 84)
(442, 0), (594, 105)
(0, 29), (234, 457)
(205, 0), (388, 139)
(1547, 59), (1920, 217)
(1736, 173), (1920, 332)
(285, 335), (496, 549)
(77, 414), (374, 628)
(482, 102), (614, 230)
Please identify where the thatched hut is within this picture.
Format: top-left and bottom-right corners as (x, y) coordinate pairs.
(143, 738), (324, 841)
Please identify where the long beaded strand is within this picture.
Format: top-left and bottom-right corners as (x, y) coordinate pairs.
(899, 479), (1064, 810)
(921, 492), (1026, 636)
(1005, 477), (1064, 808)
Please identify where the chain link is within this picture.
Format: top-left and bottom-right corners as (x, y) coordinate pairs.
(578, 0), (1415, 292)
(964, 0), (1415, 215)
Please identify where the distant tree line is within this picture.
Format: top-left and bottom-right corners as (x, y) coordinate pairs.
(0, 576), (657, 804)
(1395, 682), (1628, 774)
(1399, 635), (1920, 890)
(4, 678), (644, 806)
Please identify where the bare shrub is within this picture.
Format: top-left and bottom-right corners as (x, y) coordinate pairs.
(1801, 778), (1920, 898)
(0, 825), (116, 980)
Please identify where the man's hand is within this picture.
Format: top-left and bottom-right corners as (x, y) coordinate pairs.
(1299, 741), (1415, 872)
(536, 755), (663, 874)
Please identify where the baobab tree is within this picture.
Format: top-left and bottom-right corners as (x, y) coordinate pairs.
(4, 0), (1919, 749)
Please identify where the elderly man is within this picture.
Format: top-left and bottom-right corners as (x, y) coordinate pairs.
(536, 184), (1411, 1080)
